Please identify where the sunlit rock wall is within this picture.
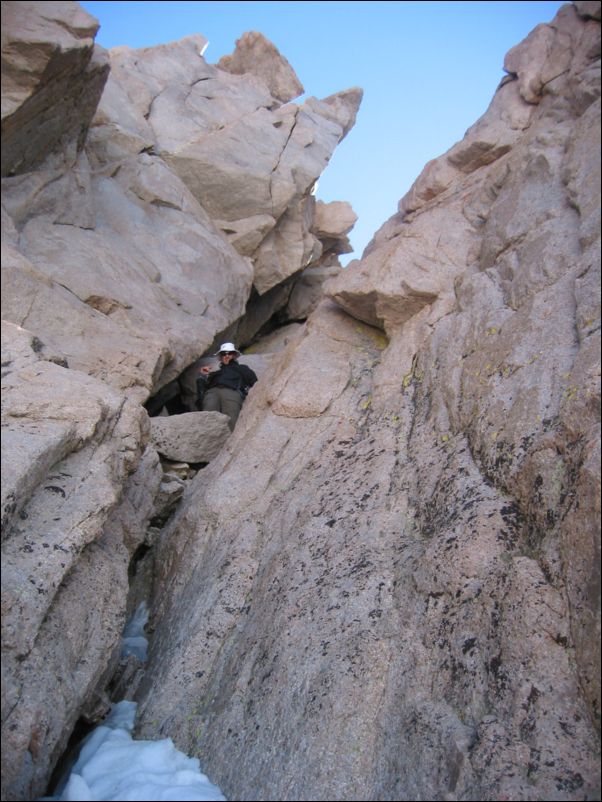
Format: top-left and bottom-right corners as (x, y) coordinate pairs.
(136, 4), (600, 801)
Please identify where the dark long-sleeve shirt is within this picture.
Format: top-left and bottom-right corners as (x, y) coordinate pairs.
(199, 360), (258, 395)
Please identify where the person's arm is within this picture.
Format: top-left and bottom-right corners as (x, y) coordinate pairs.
(200, 363), (221, 384)
(197, 366), (218, 399)
(241, 365), (258, 387)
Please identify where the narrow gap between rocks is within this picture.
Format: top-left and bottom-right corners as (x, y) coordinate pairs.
(42, 286), (311, 800)
(145, 288), (304, 418)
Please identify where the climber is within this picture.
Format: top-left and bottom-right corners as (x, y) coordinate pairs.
(196, 342), (257, 431)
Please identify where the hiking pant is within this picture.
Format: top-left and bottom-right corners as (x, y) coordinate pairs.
(202, 387), (243, 431)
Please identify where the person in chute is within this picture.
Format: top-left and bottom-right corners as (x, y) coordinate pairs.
(196, 342), (257, 430)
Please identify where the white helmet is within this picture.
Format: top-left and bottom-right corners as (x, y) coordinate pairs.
(215, 342), (240, 356)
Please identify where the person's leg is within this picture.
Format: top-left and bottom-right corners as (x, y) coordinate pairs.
(220, 388), (243, 430)
(201, 388), (221, 413)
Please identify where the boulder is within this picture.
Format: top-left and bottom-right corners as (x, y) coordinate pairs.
(1, 1), (109, 176)
(217, 30), (304, 103)
(312, 199), (358, 240)
(91, 34), (361, 297)
(150, 412), (231, 463)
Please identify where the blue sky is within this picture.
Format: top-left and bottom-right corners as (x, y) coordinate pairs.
(80, 0), (567, 263)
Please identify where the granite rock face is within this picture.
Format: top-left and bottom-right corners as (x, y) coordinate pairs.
(134, 5), (600, 801)
(1, 319), (162, 799)
(0, 2), (358, 799)
(1, 1), (599, 801)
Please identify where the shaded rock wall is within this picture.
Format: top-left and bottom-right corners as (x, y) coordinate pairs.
(1, 1), (109, 177)
(134, 4), (600, 801)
